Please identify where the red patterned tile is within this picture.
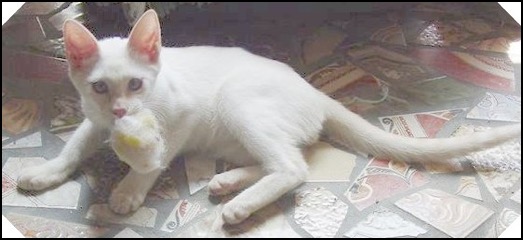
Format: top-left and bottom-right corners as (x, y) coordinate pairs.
(410, 48), (515, 92)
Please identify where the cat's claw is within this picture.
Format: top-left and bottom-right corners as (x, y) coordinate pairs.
(109, 188), (145, 214)
(222, 202), (251, 225)
(17, 164), (68, 191)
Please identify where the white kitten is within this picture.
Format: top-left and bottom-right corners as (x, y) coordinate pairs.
(18, 10), (521, 225)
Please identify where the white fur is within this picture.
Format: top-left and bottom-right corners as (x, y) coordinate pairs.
(18, 10), (521, 225)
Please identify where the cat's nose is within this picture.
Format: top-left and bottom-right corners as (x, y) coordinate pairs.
(112, 108), (127, 118)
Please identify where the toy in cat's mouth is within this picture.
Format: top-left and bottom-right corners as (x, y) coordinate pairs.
(110, 109), (165, 173)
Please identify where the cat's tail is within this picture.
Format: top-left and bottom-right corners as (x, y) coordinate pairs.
(323, 101), (521, 163)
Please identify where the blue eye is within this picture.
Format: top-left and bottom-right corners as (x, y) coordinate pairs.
(129, 78), (143, 91)
(92, 81), (108, 94)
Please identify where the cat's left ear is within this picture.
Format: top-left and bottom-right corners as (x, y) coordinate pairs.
(128, 9), (161, 63)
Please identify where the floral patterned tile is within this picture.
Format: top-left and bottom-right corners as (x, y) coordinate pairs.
(461, 37), (512, 53)
(369, 23), (407, 46)
(160, 199), (207, 232)
(85, 204), (157, 228)
(184, 155), (216, 195)
(301, 25), (347, 65)
(2, 157), (81, 209)
(305, 59), (396, 114)
(345, 158), (428, 211)
(2, 131), (42, 149)
(303, 141), (356, 182)
(379, 108), (464, 138)
(466, 92), (521, 122)
(485, 208), (520, 238)
(113, 227), (143, 238)
(6, 213), (108, 238)
(50, 95), (84, 133)
(452, 18), (495, 35)
(347, 45), (443, 86)
(176, 200), (300, 238)
(2, 98), (41, 135)
(395, 188), (494, 238)
(344, 206), (427, 238)
(455, 176), (483, 201)
(295, 187), (348, 238)
(410, 48), (515, 92)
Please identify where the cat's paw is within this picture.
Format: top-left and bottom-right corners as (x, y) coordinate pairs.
(222, 202), (251, 225)
(208, 174), (237, 196)
(17, 162), (68, 191)
(109, 187), (146, 214)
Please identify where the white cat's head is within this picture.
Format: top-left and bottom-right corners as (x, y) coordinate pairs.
(63, 10), (162, 128)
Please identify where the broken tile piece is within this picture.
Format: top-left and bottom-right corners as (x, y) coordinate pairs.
(50, 95), (84, 133)
(295, 187), (348, 238)
(395, 188), (494, 238)
(413, 21), (472, 47)
(302, 25), (347, 65)
(467, 92), (521, 122)
(161, 199), (207, 232)
(379, 108), (465, 138)
(55, 130), (75, 142)
(2, 49), (68, 83)
(345, 158), (428, 211)
(410, 48), (515, 92)
(344, 206), (427, 238)
(475, 169), (520, 202)
(2, 131), (42, 149)
(455, 176), (483, 200)
(2, 98), (41, 135)
(510, 189), (521, 204)
(114, 227), (143, 238)
(452, 124), (521, 172)
(485, 208), (520, 238)
(184, 155), (216, 195)
(305, 59), (392, 114)
(461, 37), (512, 53)
(85, 204), (157, 228)
(303, 141), (356, 182)
(6, 213), (108, 238)
(177, 201), (300, 238)
(2, 157), (81, 209)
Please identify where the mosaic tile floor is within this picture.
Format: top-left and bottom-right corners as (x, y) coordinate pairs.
(2, 2), (521, 238)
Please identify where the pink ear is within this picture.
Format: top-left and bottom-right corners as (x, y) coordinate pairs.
(63, 20), (99, 70)
(127, 10), (161, 63)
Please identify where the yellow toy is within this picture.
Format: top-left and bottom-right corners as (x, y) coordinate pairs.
(110, 109), (165, 173)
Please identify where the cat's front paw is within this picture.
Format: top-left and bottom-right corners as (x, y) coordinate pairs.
(222, 202), (251, 225)
(17, 161), (69, 191)
(208, 174), (238, 196)
(109, 187), (146, 214)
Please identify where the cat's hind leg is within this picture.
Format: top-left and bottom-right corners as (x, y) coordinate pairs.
(208, 165), (264, 196)
(220, 143), (308, 225)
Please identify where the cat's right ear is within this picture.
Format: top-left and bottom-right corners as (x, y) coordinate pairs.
(63, 20), (99, 70)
